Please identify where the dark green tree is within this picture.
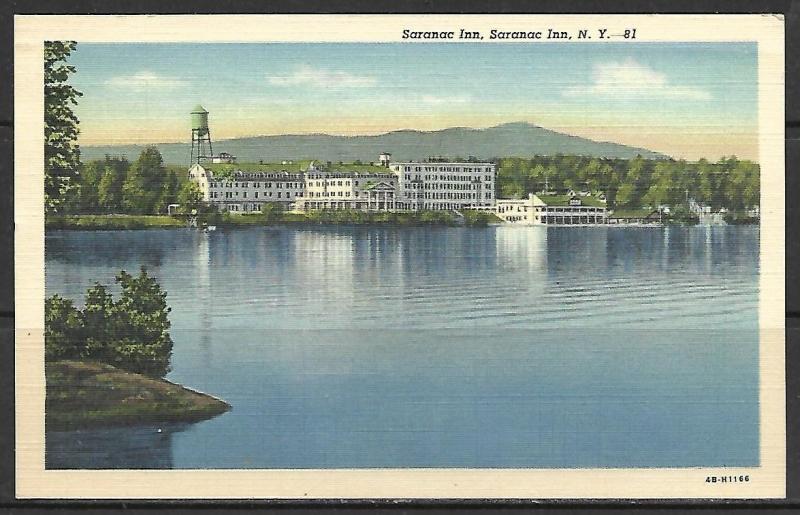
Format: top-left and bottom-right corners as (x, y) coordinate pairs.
(75, 161), (103, 213)
(123, 147), (167, 214)
(156, 170), (180, 213)
(81, 283), (119, 361)
(177, 180), (204, 214)
(97, 156), (130, 213)
(112, 268), (173, 377)
(44, 295), (84, 361)
(44, 41), (83, 214)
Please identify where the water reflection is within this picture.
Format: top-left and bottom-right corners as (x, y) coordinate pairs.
(46, 424), (187, 469)
(45, 225), (760, 469)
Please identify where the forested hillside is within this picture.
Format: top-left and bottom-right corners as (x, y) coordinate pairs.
(496, 155), (759, 214)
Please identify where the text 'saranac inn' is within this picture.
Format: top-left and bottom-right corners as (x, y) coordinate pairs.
(188, 153), (497, 213)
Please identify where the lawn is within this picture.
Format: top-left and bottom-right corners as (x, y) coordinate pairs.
(46, 214), (186, 230)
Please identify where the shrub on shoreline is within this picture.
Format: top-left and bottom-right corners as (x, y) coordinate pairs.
(46, 267), (173, 378)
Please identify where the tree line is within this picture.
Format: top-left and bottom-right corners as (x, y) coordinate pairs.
(62, 148), (202, 215)
(67, 151), (760, 217)
(495, 154), (760, 213)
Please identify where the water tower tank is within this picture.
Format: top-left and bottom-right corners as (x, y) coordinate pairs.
(191, 105), (209, 136)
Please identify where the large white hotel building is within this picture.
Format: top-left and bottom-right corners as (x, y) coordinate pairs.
(188, 153), (496, 213)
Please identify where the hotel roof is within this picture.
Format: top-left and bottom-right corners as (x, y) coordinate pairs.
(202, 161), (314, 173)
(202, 161), (390, 174)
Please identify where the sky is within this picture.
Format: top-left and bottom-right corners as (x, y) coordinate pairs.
(68, 42), (759, 161)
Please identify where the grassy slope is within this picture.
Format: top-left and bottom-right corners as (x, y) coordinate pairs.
(46, 361), (230, 431)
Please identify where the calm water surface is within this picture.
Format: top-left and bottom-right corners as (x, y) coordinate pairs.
(45, 225), (759, 469)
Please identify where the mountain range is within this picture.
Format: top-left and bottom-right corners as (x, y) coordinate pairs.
(80, 122), (667, 165)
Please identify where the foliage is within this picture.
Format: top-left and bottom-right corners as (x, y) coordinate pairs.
(664, 205), (699, 225)
(193, 208), (460, 227)
(44, 295), (84, 361)
(462, 210), (501, 226)
(259, 202), (285, 222)
(724, 212), (759, 225)
(46, 214), (184, 230)
(64, 156), (130, 213)
(123, 147), (169, 214)
(97, 156), (130, 212)
(81, 282), (118, 360)
(177, 181), (204, 214)
(63, 148), (184, 215)
(298, 209), (458, 226)
(495, 155), (760, 214)
(44, 41), (83, 214)
(110, 269), (173, 377)
(210, 166), (236, 181)
(44, 268), (174, 378)
(156, 170), (179, 214)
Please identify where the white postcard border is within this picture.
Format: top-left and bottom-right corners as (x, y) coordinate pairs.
(14, 13), (786, 499)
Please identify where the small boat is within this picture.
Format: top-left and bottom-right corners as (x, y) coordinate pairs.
(204, 225), (217, 232)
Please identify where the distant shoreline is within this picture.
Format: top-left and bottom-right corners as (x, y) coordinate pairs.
(45, 211), (500, 230)
(44, 213), (758, 231)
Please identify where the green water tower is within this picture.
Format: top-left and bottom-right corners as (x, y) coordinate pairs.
(191, 104), (209, 136)
(190, 105), (213, 164)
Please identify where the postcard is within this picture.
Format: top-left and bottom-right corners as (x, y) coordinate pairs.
(14, 14), (785, 499)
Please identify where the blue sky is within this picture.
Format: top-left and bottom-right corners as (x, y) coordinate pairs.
(69, 42), (759, 160)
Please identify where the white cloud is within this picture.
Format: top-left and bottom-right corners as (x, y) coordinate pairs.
(105, 71), (186, 91)
(268, 65), (377, 88)
(419, 94), (472, 105)
(563, 59), (711, 101)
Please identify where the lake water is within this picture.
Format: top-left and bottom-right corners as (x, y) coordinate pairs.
(44, 225), (760, 469)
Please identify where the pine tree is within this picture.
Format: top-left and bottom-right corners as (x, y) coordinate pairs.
(44, 41), (83, 214)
